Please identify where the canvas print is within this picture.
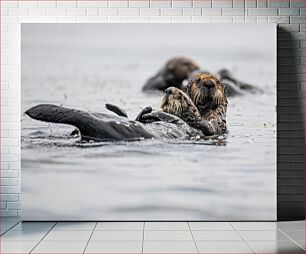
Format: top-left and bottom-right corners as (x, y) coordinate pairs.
(21, 24), (276, 220)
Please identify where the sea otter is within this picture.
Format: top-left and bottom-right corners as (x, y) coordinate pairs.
(137, 87), (220, 136)
(142, 57), (200, 92)
(142, 56), (262, 97)
(186, 73), (228, 135)
(138, 74), (228, 136)
(24, 96), (204, 142)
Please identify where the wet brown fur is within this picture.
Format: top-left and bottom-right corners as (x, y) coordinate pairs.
(185, 73), (228, 135)
(143, 57), (200, 91)
(165, 57), (200, 82)
(160, 87), (203, 130)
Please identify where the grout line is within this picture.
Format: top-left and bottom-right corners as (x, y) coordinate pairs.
(229, 221), (237, 231)
(29, 222), (57, 254)
(268, 221), (277, 229)
(83, 222), (97, 254)
(187, 222), (199, 254)
(276, 227), (305, 251)
(229, 222), (256, 254)
(0, 220), (21, 236)
(141, 221), (145, 254)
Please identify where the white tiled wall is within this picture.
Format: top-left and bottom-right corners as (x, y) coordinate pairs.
(1, 0), (305, 218)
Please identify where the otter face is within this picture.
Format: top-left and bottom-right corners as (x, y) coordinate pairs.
(160, 87), (200, 120)
(187, 73), (226, 107)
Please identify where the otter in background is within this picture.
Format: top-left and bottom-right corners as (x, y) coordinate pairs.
(142, 57), (200, 92)
(142, 56), (263, 97)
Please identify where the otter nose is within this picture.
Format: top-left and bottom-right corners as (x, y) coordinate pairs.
(204, 80), (214, 89)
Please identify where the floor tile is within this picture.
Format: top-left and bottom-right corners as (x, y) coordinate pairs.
(275, 221), (305, 231)
(1, 221), (22, 234)
(52, 222), (96, 231)
(197, 241), (253, 253)
(1, 241), (37, 253)
(282, 230), (305, 249)
(283, 230), (305, 241)
(143, 241), (198, 253)
(145, 222), (190, 230)
(193, 230), (242, 241)
(96, 222), (144, 231)
(190, 222), (234, 231)
(144, 230), (193, 241)
(1, 226), (17, 235)
(232, 222), (276, 231)
(42, 230), (92, 242)
(91, 230), (143, 241)
(32, 241), (87, 253)
(1, 230), (47, 242)
(295, 240), (305, 250)
(85, 241), (142, 253)
(11, 222), (55, 231)
(1, 229), (8, 235)
(1, 221), (21, 229)
(249, 240), (304, 253)
(239, 230), (291, 241)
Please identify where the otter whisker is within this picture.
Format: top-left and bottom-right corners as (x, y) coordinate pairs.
(193, 88), (202, 105)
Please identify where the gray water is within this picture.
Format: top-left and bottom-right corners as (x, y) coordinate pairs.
(21, 24), (276, 220)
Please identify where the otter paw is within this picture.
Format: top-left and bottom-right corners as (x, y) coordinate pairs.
(135, 106), (153, 122)
(140, 112), (162, 123)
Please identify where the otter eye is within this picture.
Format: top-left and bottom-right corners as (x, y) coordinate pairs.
(195, 78), (201, 84)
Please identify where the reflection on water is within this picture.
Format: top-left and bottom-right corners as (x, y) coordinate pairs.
(21, 44), (276, 220)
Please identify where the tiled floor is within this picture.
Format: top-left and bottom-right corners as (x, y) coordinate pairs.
(0, 219), (304, 253)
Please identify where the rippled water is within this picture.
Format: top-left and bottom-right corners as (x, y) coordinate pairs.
(21, 24), (276, 220)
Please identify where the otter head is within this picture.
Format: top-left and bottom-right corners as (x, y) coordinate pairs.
(143, 57), (200, 92)
(165, 57), (200, 84)
(186, 73), (227, 109)
(160, 87), (201, 122)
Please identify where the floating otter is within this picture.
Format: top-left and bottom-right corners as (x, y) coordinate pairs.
(25, 73), (228, 141)
(25, 99), (204, 142)
(138, 86), (222, 136)
(142, 56), (262, 97)
(138, 73), (228, 136)
(186, 73), (228, 135)
(142, 57), (199, 92)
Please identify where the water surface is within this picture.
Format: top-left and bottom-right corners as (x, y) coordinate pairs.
(21, 24), (276, 220)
